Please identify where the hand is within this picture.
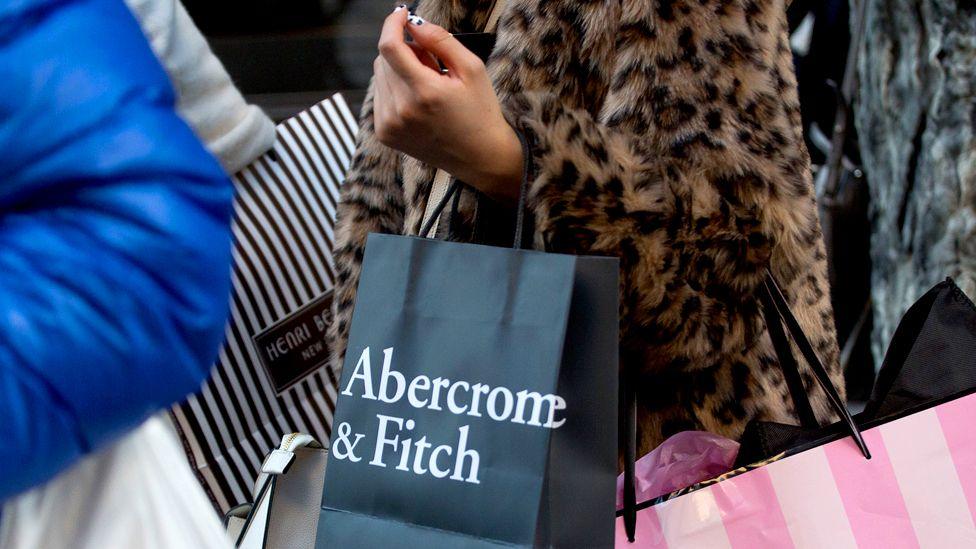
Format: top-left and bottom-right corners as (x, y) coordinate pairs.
(372, 6), (523, 205)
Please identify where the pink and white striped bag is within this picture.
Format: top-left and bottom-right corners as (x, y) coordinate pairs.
(616, 278), (976, 548)
(614, 390), (976, 548)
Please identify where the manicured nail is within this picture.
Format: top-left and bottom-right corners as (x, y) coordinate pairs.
(393, 4), (406, 12)
(408, 14), (425, 25)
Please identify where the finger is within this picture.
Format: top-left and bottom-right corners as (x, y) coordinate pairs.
(408, 42), (441, 73)
(380, 57), (415, 103)
(405, 15), (482, 78)
(373, 55), (398, 104)
(372, 57), (398, 132)
(378, 7), (427, 83)
(376, 56), (414, 118)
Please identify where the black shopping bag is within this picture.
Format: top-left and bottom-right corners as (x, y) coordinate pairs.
(317, 230), (619, 548)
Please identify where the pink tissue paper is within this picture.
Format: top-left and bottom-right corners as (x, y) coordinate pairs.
(616, 430), (739, 509)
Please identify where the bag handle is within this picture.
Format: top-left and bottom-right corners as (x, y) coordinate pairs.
(759, 280), (820, 429)
(622, 380), (637, 542)
(760, 272), (871, 459)
(484, 0), (507, 33)
(233, 433), (324, 547)
(420, 124), (532, 250)
(820, 0), (868, 200)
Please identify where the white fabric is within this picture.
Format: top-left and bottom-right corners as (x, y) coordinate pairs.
(262, 450), (296, 475)
(420, 169), (453, 236)
(126, 0), (276, 173)
(237, 483), (272, 549)
(0, 416), (232, 549)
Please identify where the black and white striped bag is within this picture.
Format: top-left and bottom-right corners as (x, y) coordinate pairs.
(171, 93), (354, 512)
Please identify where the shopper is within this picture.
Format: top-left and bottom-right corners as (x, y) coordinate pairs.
(0, 0), (234, 500)
(330, 0), (843, 459)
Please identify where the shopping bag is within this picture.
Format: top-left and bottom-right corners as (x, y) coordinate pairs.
(864, 278), (976, 418)
(616, 278), (976, 548)
(0, 416), (232, 549)
(228, 434), (329, 549)
(317, 201), (620, 547)
(170, 93), (356, 512)
(614, 390), (976, 547)
(736, 277), (976, 465)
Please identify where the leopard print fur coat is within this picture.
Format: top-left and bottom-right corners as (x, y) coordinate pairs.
(329, 0), (844, 459)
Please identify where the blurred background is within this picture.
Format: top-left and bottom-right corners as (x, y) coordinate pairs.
(182, 0), (380, 120)
(183, 0), (976, 410)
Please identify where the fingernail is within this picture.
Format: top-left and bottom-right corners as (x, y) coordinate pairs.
(408, 14), (425, 25)
(393, 4), (406, 12)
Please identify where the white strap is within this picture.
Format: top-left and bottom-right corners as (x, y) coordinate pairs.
(419, 0), (508, 236)
(236, 485), (271, 549)
(261, 433), (318, 475)
(420, 169), (454, 236)
(484, 0), (507, 33)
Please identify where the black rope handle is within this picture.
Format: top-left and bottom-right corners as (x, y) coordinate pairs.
(622, 381), (637, 542)
(760, 271), (871, 459)
(511, 125), (532, 250)
(419, 178), (461, 239)
(759, 284), (820, 429)
(420, 126), (533, 250)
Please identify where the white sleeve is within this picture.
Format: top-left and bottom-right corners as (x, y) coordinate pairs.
(125, 0), (276, 173)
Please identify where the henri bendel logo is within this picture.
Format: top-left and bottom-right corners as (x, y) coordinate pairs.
(264, 322), (315, 361)
(252, 291), (334, 393)
(332, 346), (567, 485)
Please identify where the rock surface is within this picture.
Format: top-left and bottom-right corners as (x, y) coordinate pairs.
(855, 0), (976, 363)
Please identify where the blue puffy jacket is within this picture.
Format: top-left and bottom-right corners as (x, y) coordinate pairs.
(0, 0), (233, 500)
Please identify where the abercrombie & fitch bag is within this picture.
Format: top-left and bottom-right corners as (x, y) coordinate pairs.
(318, 167), (620, 547)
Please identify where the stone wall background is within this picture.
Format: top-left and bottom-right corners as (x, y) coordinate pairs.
(855, 0), (976, 364)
